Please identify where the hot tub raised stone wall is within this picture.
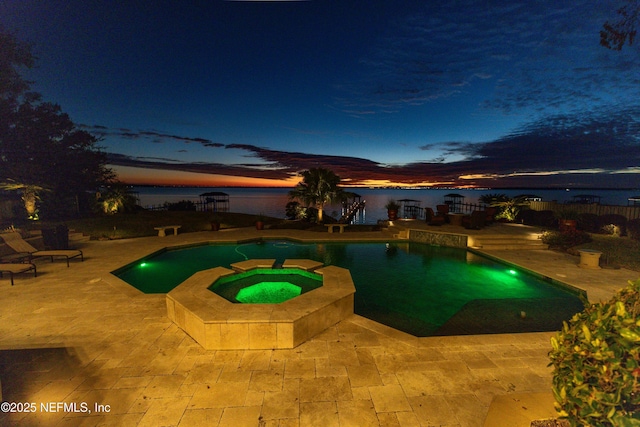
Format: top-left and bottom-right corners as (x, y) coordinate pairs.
(166, 259), (355, 350)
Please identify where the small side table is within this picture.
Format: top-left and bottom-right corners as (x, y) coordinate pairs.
(578, 249), (602, 269)
(448, 213), (465, 226)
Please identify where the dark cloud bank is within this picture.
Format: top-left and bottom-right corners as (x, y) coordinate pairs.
(103, 106), (640, 188)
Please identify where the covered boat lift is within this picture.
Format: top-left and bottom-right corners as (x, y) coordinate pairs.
(199, 191), (230, 212)
(443, 193), (465, 213)
(398, 199), (422, 219)
(568, 194), (602, 204)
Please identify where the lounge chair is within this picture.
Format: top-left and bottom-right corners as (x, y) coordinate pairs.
(425, 208), (445, 225)
(436, 204), (450, 215)
(0, 262), (37, 285)
(0, 232), (83, 267)
(435, 204), (450, 223)
(463, 210), (486, 230)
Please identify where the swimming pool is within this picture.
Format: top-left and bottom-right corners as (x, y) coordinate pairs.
(113, 240), (585, 336)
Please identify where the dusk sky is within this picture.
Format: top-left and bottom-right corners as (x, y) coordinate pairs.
(2, 0), (639, 188)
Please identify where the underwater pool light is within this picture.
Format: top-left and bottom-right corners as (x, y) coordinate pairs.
(140, 262), (148, 267)
(508, 269), (517, 275)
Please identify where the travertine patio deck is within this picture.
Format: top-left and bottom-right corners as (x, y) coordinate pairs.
(0, 224), (636, 426)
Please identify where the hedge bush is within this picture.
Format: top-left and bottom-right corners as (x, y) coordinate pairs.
(549, 279), (640, 426)
(521, 209), (557, 227)
(541, 229), (592, 250)
(628, 219), (640, 242)
(577, 213), (600, 233)
(598, 214), (628, 236)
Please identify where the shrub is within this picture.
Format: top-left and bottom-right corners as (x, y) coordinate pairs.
(598, 214), (628, 236)
(518, 209), (536, 225)
(549, 278), (640, 426)
(492, 196), (530, 222)
(555, 209), (580, 221)
(577, 213), (600, 233)
(541, 229), (592, 250)
(522, 210), (556, 227)
(285, 201), (299, 220)
(629, 219), (640, 241)
(384, 200), (401, 211)
(289, 206), (318, 222)
(539, 210), (558, 227)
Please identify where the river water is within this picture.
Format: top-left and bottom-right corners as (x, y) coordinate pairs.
(133, 186), (639, 225)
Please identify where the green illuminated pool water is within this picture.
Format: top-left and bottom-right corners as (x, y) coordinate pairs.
(113, 240), (585, 336)
(210, 268), (322, 304)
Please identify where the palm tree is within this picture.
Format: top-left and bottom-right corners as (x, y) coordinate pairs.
(288, 168), (344, 223)
(0, 181), (46, 220)
(98, 183), (138, 214)
(481, 195), (529, 222)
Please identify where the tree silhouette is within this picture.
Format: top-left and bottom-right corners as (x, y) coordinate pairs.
(0, 31), (114, 219)
(601, 0), (639, 51)
(288, 168), (344, 223)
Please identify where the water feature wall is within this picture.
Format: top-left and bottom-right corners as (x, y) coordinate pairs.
(409, 229), (468, 248)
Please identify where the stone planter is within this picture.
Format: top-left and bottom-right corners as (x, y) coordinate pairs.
(578, 249), (602, 269)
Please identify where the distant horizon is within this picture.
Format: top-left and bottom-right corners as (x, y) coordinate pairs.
(124, 182), (640, 191)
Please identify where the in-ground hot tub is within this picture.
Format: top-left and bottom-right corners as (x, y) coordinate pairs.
(166, 259), (355, 350)
(210, 267), (323, 304)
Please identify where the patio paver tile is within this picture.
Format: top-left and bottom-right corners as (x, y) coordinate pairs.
(0, 225), (635, 426)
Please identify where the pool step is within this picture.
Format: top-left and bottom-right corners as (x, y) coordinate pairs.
(470, 235), (548, 250)
(69, 230), (90, 243)
(388, 226), (410, 239)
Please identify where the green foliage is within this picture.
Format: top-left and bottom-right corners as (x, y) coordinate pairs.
(541, 229), (592, 249)
(63, 211), (268, 239)
(0, 31), (114, 220)
(489, 196), (529, 222)
(574, 234), (640, 272)
(599, 214), (628, 237)
(555, 210), (580, 221)
(385, 200), (401, 211)
(288, 168), (344, 223)
(98, 184), (138, 214)
(0, 181), (45, 220)
(285, 201), (299, 220)
(0, 31), (34, 102)
(478, 194), (530, 222)
(629, 219), (640, 241)
(478, 193), (510, 205)
(600, 0), (639, 51)
(549, 279), (640, 426)
(578, 213), (601, 233)
(520, 209), (557, 227)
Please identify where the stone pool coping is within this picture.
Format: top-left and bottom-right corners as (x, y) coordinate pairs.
(5, 225), (635, 426)
(166, 259), (355, 350)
